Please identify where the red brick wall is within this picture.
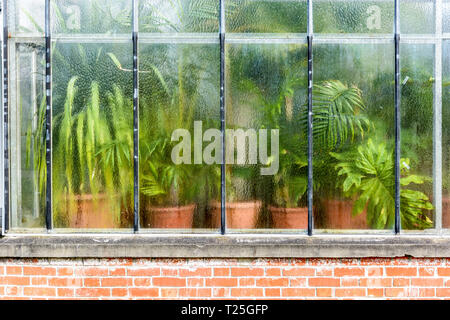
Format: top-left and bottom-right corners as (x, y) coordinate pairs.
(0, 257), (449, 299)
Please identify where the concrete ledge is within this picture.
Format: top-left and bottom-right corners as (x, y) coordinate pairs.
(0, 234), (449, 258)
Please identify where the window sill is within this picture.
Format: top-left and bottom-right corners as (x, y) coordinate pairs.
(0, 234), (449, 258)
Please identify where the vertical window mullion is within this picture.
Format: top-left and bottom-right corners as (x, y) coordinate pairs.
(45, 0), (52, 231)
(219, 0), (226, 235)
(133, 0), (139, 233)
(307, 0), (313, 236)
(434, 0), (443, 234)
(2, 0), (8, 234)
(394, 0), (401, 234)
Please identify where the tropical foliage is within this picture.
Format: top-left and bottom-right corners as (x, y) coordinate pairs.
(331, 139), (433, 229)
(20, 0), (437, 229)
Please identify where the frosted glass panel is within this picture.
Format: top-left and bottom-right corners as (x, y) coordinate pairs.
(10, 42), (46, 229)
(313, 43), (394, 230)
(139, 44), (220, 230)
(443, 41), (450, 228)
(225, 43), (308, 230)
(400, 44), (435, 230)
(139, 0), (219, 33)
(7, 0), (45, 35)
(52, 42), (133, 229)
(313, 0), (394, 34)
(226, 0), (307, 33)
(52, 0), (132, 34)
(400, 0), (434, 34)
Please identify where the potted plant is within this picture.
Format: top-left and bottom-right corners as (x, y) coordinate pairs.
(24, 2), (135, 228)
(265, 81), (310, 229)
(208, 166), (262, 229)
(331, 139), (433, 229)
(27, 75), (134, 228)
(139, 134), (197, 229)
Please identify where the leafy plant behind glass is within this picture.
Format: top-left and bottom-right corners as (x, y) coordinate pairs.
(25, 1), (134, 226)
(138, 43), (220, 207)
(304, 80), (371, 195)
(331, 138), (433, 229)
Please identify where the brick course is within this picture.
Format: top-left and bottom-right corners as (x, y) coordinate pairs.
(0, 258), (448, 299)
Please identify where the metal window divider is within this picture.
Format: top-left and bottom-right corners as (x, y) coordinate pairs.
(133, 0), (139, 233)
(307, 0), (313, 236)
(1, 0), (7, 235)
(45, 0), (53, 231)
(219, 0), (226, 235)
(394, 0), (401, 234)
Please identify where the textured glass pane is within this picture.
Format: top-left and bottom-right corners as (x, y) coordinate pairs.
(400, 44), (434, 230)
(400, 0), (434, 34)
(313, 43), (394, 230)
(313, 0), (394, 34)
(52, 0), (131, 34)
(52, 42), (133, 228)
(139, 44), (220, 230)
(139, 0), (219, 33)
(226, 43), (308, 230)
(226, 0), (307, 33)
(7, 0), (45, 35)
(443, 41), (450, 228)
(445, 0), (450, 33)
(10, 43), (46, 229)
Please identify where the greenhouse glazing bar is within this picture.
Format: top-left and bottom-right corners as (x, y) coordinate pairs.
(132, 0), (139, 233)
(394, 0), (401, 234)
(45, 0), (52, 231)
(307, 0), (313, 236)
(2, 0), (8, 233)
(219, 0), (226, 235)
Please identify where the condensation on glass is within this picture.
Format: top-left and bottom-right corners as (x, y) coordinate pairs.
(313, 0), (394, 34)
(7, 0), (45, 36)
(8, 0), (46, 229)
(225, 0), (307, 33)
(52, 0), (131, 34)
(400, 43), (435, 230)
(445, 0), (450, 33)
(138, 0), (220, 230)
(443, 41), (450, 229)
(225, 43), (308, 230)
(50, 0), (133, 229)
(400, 0), (435, 34)
(313, 43), (395, 230)
(3, 0), (449, 234)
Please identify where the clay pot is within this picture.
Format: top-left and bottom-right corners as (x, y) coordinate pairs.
(443, 197), (450, 228)
(269, 206), (309, 229)
(210, 201), (261, 229)
(67, 194), (120, 229)
(145, 204), (196, 229)
(322, 199), (368, 229)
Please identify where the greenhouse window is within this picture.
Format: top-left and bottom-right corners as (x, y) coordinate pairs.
(0, 0), (449, 241)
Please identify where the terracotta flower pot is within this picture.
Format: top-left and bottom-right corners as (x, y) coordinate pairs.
(269, 206), (309, 229)
(210, 201), (261, 229)
(67, 194), (120, 229)
(443, 197), (450, 228)
(322, 199), (368, 229)
(145, 204), (196, 229)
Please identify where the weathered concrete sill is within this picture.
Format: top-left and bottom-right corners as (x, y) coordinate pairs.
(0, 234), (449, 258)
